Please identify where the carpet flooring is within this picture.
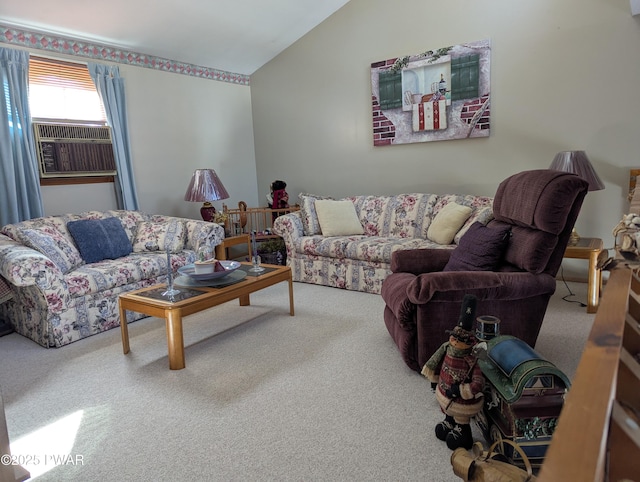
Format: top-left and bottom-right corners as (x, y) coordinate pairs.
(0, 279), (595, 481)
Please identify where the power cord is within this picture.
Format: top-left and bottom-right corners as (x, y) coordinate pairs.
(558, 265), (587, 307)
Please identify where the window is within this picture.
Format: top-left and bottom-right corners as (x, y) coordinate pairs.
(28, 56), (115, 183)
(29, 56), (106, 123)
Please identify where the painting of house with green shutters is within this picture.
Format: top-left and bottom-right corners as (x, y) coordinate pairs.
(371, 38), (490, 146)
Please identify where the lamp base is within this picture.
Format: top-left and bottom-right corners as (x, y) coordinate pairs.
(568, 227), (580, 246)
(200, 202), (216, 222)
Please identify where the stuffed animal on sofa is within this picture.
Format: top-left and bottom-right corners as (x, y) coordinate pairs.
(421, 294), (485, 450)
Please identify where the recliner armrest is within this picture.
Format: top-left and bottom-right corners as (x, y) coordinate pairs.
(390, 248), (452, 274)
(380, 272), (418, 328)
(407, 271), (556, 305)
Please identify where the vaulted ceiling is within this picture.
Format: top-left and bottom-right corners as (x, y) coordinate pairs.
(0, 0), (351, 76)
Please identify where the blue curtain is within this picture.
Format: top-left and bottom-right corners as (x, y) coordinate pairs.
(0, 47), (44, 226)
(87, 63), (139, 210)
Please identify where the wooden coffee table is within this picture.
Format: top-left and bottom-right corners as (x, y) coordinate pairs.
(119, 263), (293, 370)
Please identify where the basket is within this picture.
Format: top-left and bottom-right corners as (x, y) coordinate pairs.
(451, 439), (537, 481)
(260, 251), (286, 266)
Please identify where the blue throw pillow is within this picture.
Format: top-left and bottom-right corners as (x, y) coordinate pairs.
(67, 217), (132, 264)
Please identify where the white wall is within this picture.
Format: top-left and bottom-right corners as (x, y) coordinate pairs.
(41, 183), (117, 216)
(121, 65), (258, 218)
(37, 56), (258, 218)
(14, 0), (640, 283)
(251, 0), (640, 274)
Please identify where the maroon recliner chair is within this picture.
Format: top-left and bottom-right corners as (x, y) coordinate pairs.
(381, 169), (589, 372)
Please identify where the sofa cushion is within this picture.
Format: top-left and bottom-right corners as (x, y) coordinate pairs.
(67, 217), (133, 264)
(503, 225), (557, 274)
(20, 226), (83, 274)
(298, 235), (447, 262)
(315, 200), (364, 236)
(427, 202), (472, 244)
(132, 220), (186, 253)
(2, 215), (73, 246)
(349, 193), (438, 238)
(103, 210), (151, 241)
(64, 251), (195, 298)
(299, 193), (334, 236)
(444, 222), (511, 271)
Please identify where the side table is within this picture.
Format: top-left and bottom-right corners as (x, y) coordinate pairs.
(215, 234), (251, 261)
(563, 237), (604, 313)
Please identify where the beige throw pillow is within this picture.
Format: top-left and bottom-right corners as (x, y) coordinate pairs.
(315, 200), (364, 236)
(427, 202), (473, 244)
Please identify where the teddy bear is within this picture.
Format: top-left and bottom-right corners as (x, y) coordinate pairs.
(267, 180), (289, 210)
(421, 294), (485, 450)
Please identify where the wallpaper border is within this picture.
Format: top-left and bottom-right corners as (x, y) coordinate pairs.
(0, 23), (250, 86)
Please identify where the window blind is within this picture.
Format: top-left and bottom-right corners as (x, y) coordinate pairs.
(29, 56), (107, 122)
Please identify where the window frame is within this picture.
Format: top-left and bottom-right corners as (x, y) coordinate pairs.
(28, 56), (115, 185)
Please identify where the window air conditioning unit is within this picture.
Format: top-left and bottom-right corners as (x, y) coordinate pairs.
(33, 121), (117, 178)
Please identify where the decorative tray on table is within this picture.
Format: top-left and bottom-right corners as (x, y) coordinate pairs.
(174, 260), (247, 288)
(177, 260), (241, 280)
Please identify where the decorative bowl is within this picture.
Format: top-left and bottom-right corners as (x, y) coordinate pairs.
(178, 260), (241, 280)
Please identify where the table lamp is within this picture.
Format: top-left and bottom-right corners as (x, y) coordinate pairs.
(549, 150), (605, 244)
(184, 169), (230, 222)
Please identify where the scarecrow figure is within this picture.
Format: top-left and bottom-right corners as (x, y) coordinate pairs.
(422, 294), (485, 450)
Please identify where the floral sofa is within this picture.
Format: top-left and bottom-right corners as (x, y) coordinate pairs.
(272, 193), (493, 294)
(0, 210), (223, 347)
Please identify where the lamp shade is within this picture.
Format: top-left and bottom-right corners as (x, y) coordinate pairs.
(549, 151), (605, 192)
(184, 169), (229, 203)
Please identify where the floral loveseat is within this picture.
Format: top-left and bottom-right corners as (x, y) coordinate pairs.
(272, 193), (493, 294)
(0, 210), (223, 347)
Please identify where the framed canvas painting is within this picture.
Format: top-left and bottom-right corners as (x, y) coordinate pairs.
(371, 38), (491, 146)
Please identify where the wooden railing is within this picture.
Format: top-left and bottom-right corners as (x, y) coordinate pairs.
(538, 266), (640, 480)
(222, 203), (299, 240)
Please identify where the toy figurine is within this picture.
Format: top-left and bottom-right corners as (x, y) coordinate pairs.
(267, 180), (289, 210)
(422, 294), (485, 450)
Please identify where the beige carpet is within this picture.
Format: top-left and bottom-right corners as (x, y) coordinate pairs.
(0, 279), (595, 481)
